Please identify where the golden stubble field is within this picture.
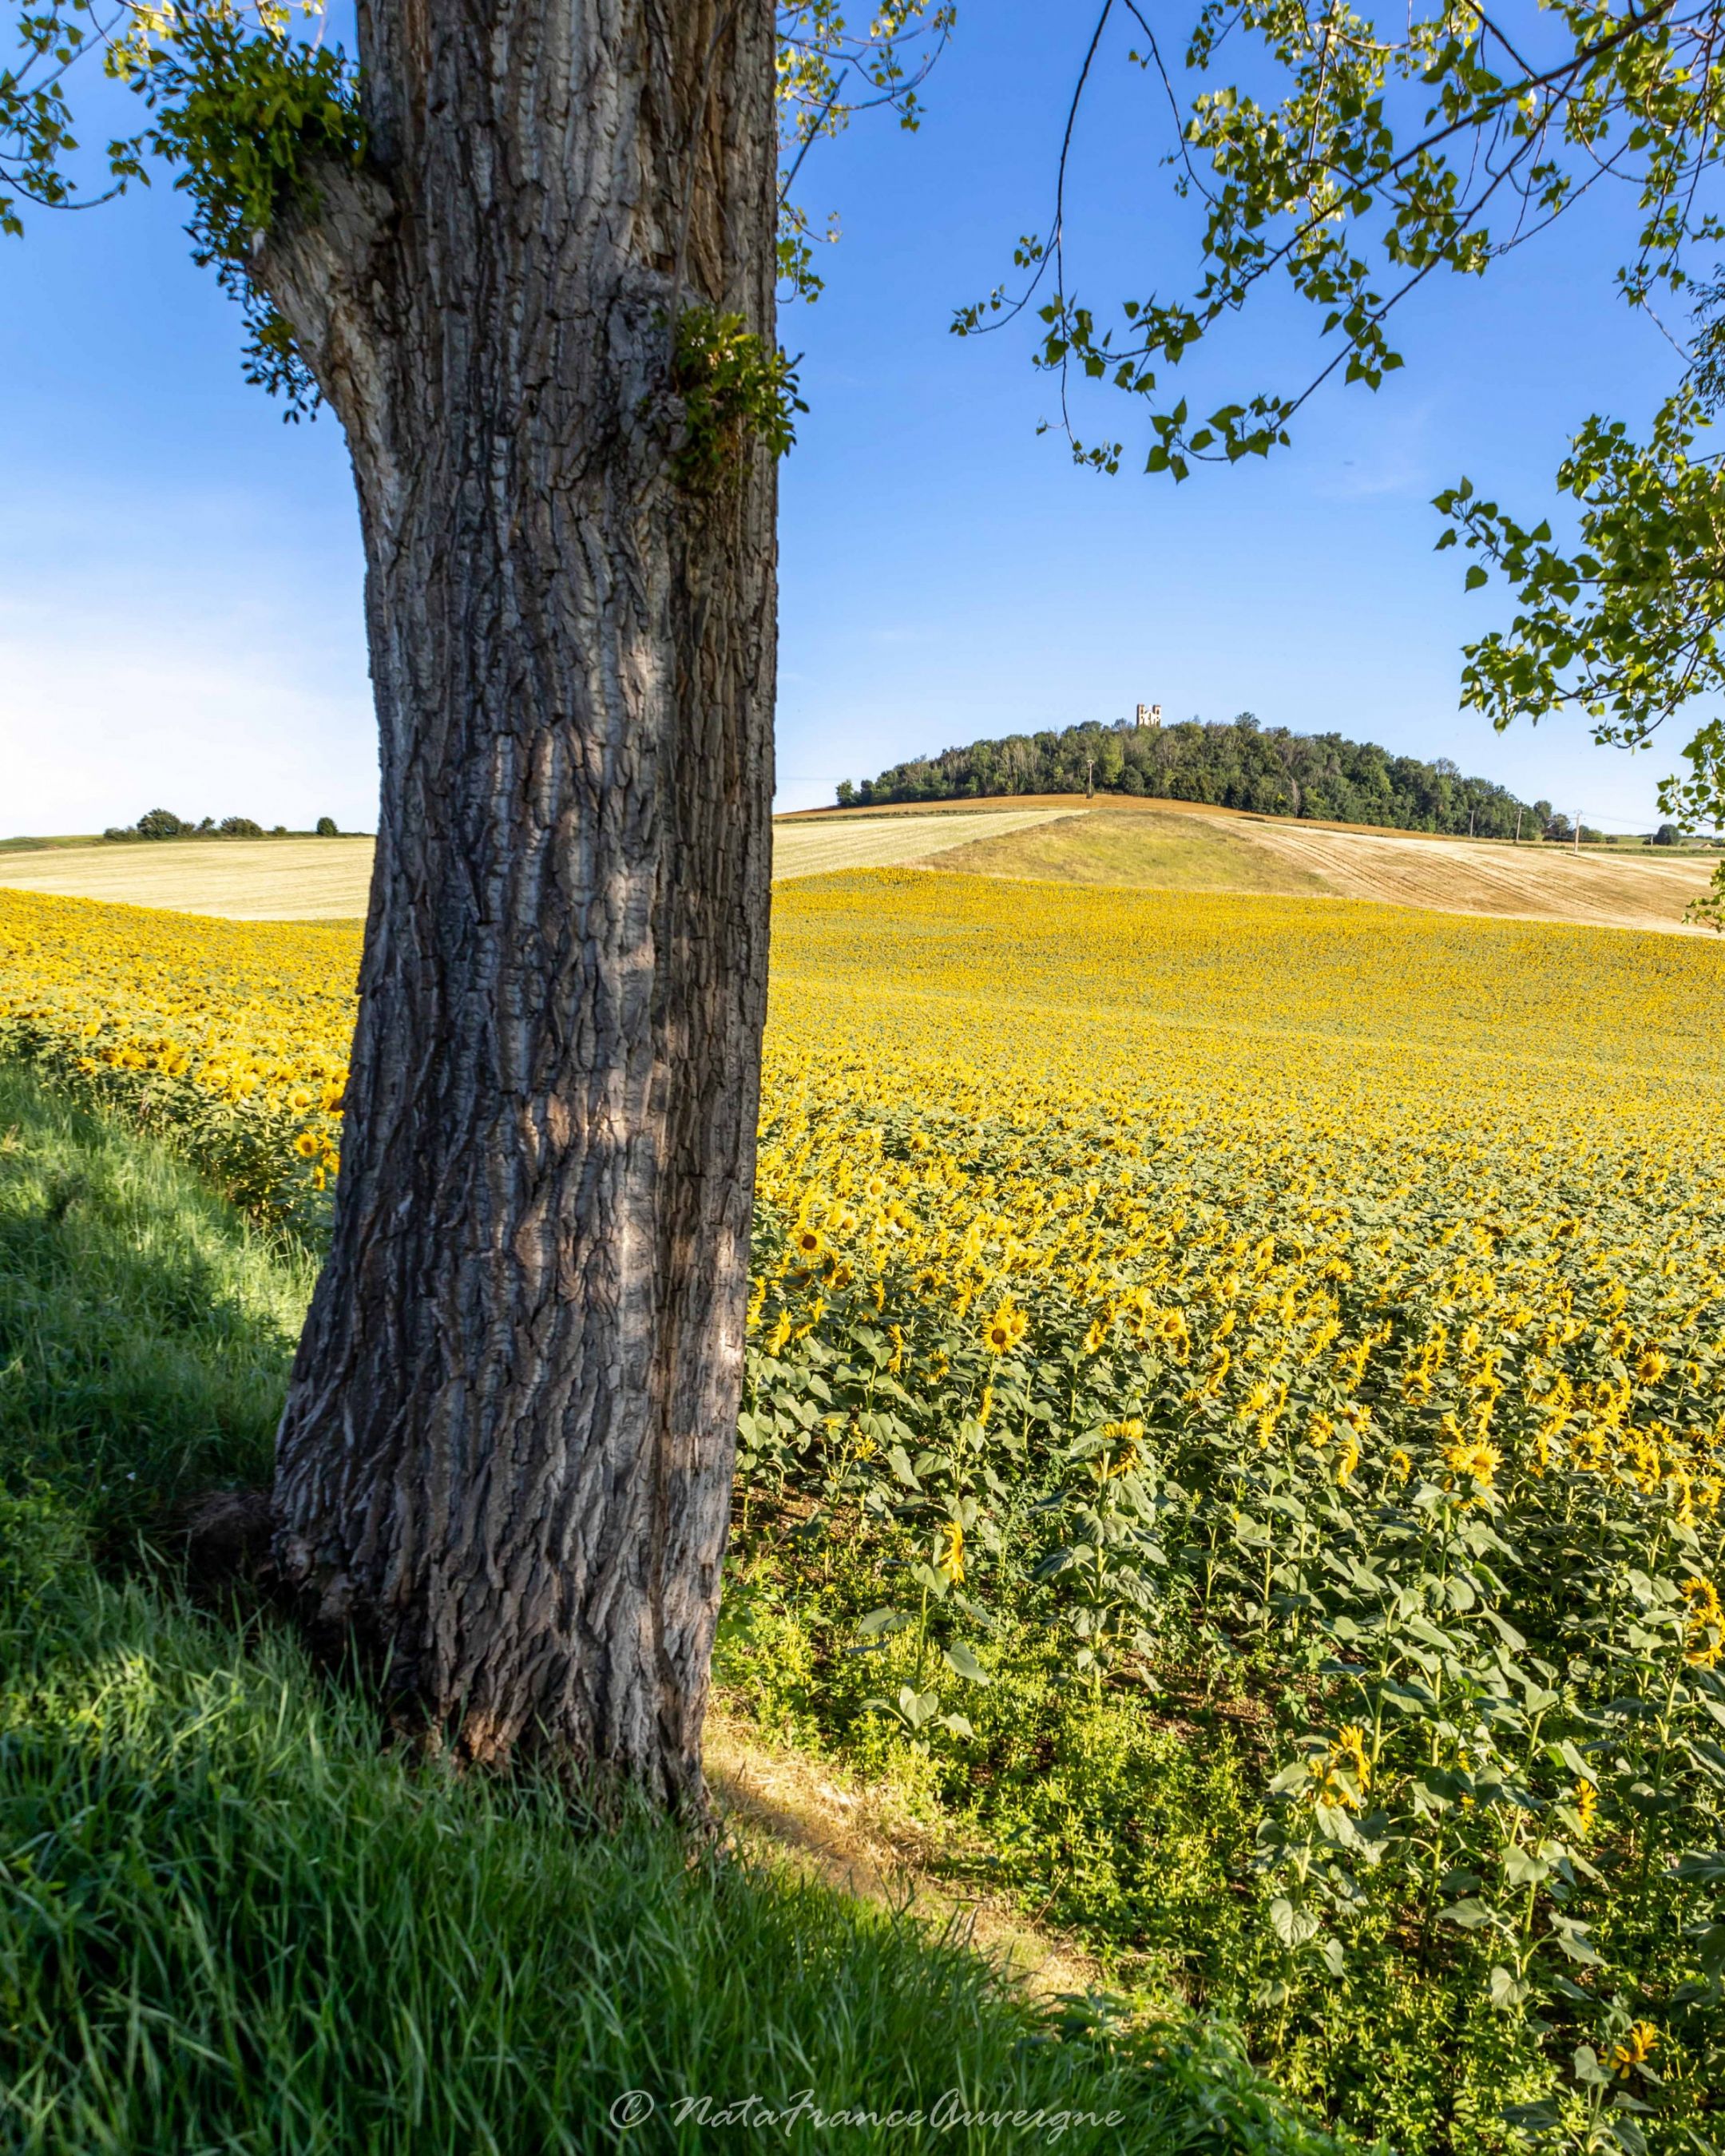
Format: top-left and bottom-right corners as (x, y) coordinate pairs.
(2, 798), (1713, 931)
(846, 795), (1716, 933)
(0, 837), (379, 921)
(0, 811), (1077, 920)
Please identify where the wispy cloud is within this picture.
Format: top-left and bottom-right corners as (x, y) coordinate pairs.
(0, 482), (376, 835)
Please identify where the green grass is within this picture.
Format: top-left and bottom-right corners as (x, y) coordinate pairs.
(0, 1066), (1341, 2154)
(0, 1065), (313, 1546)
(923, 809), (1329, 896)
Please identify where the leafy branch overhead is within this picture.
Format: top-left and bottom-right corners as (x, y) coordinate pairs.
(775, 2), (955, 300)
(953, 0), (1725, 838)
(1, 0), (361, 410)
(959, 0), (1725, 479)
(0, 0), (146, 234)
(1437, 390), (1725, 830)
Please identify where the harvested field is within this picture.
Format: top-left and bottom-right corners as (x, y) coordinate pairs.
(1238, 814), (1715, 933)
(894, 796), (1716, 934)
(0, 837), (377, 920)
(0, 813), (1080, 918)
(3, 799), (1713, 934)
(770, 806), (1078, 880)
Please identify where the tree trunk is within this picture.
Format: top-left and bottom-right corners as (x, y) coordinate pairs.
(259, 0), (779, 1807)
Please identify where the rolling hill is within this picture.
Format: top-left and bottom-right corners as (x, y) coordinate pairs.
(0, 800), (1713, 933)
(779, 796), (1719, 935)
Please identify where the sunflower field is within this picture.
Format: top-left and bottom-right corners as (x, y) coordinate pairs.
(4, 870), (1724, 2152)
(0, 888), (353, 1230)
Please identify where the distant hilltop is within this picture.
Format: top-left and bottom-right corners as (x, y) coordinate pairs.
(838, 714), (1592, 842)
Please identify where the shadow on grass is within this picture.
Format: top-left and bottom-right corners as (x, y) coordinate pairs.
(0, 1062), (314, 1547)
(0, 1063), (1346, 2154)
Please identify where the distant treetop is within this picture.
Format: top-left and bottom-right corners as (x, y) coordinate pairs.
(839, 716), (1550, 841)
(100, 811), (337, 842)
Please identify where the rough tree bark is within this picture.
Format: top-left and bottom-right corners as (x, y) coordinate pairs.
(259, 0), (778, 1807)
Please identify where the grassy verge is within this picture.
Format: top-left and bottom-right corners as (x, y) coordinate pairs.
(0, 1063), (315, 1542)
(0, 1065), (1338, 2154)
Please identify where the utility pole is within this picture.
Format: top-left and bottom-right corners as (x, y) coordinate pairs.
(1085, 757), (1096, 800)
(1514, 805), (1522, 845)
(1574, 810), (1582, 854)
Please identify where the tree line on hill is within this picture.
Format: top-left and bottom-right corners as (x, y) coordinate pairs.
(102, 810), (344, 842)
(839, 715), (1608, 840)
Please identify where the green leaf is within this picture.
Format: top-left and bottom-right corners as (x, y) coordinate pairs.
(1438, 1898), (1494, 1929)
(1502, 2101), (1560, 2130)
(898, 1684), (941, 1729)
(1269, 1896), (1321, 1948)
(1502, 1848), (1551, 1888)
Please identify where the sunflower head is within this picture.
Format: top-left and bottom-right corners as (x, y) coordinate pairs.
(982, 1300), (1025, 1355)
(1610, 2023), (1659, 2078)
(1309, 1725), (1370, 1813)
(1683, 1574), (1724, 1667)
(1444, 1436), (1501, 1488)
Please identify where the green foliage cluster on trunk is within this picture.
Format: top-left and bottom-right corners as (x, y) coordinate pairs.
(116, 11), (365, 410)
(668, 303), (807, 489)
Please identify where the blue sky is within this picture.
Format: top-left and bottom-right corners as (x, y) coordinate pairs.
(1, 4), (1697, 834)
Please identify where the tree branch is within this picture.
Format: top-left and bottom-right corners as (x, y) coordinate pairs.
(252, 153), (399, 488)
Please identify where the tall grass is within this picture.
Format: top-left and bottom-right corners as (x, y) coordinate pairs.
(0, 1067), (1339, 2154)
(0, 1060), (312, 1544)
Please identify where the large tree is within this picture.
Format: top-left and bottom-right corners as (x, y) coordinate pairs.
(12, 0), (1720, 1809)
(2, 0), (944, 1805)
